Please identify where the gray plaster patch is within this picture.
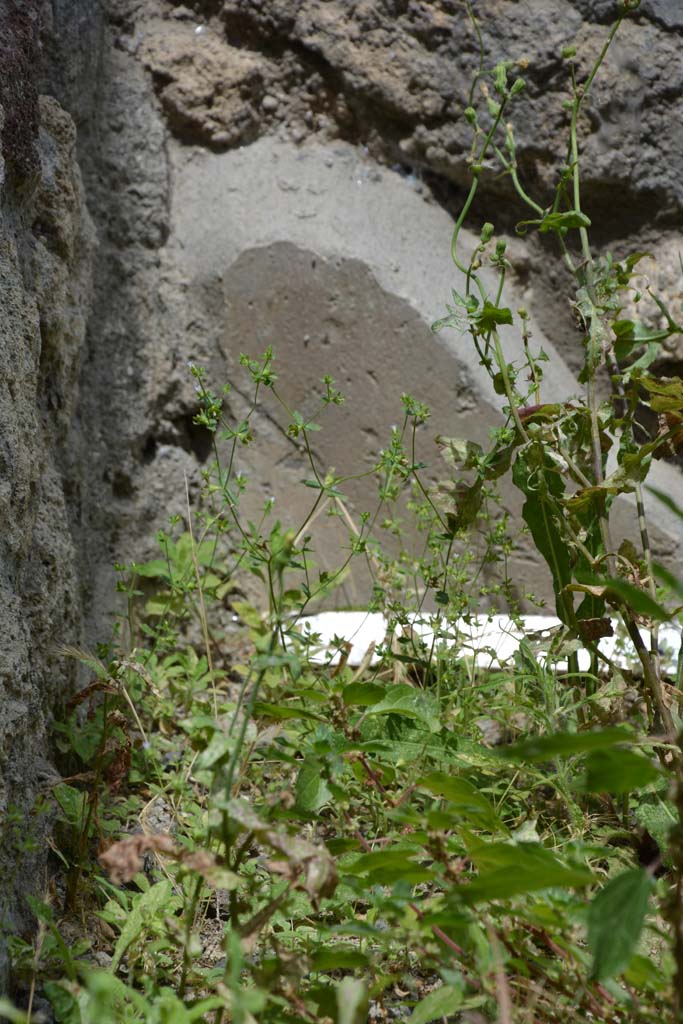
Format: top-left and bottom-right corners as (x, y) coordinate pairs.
(167, 136), (683, 599)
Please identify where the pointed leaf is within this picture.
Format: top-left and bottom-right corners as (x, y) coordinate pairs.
(498, 727), (632, 763)
(588, 868), (653, 981)
(418, 773), (506, 833)
(407, 984), (464, 1024)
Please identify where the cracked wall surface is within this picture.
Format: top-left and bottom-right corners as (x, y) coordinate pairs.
(4, 0), (683, 992)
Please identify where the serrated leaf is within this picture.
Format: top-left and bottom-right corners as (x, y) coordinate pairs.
(588, 868), (653, 981)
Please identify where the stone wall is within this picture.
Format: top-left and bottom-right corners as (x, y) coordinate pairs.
(3, 0), (683, 991)
(0, 0), (95, 985)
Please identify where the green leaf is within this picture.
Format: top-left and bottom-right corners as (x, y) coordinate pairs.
(634, 799), (676, 861)
(342, 682), (385, 707)
(42, 982), (81, 1024)
(580, 747), (661, 794)
(539, 210), (591, 233)
(499, 727), (634, 763)
(53, 783), (88, 828)
(463, 842), (593, 903)
(648, 485), (683, 520)
(406, 984), (464, 1024)
(295, 759), (332, 812)
(565, 577), (670, 621)
(474, 301), (513, 331)
(336, 977), (369, 1024)
(588, 868), (653, 982)
(344, 847), (432, 885)
(0, 999), (28, 1023)
(364, 685), (441, 733)
(513, 447), (572, 622)
(312, 946), (368, 972)
(418, 773), (506, 833)
(640, 374), (683, 412)
(131, 558), (171, 580)
(111, 880), (174, 971)
(195, 731), (233, 770)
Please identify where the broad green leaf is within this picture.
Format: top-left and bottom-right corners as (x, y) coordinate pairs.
(254, 701), (323, 722)
(342, 682), (385, 707)
(463, 842), (593, 903)
(407, 984), (464, 1024)
(499, 727), (633, 763)
(364, 685), (441, 733)
(312, 946), (368, 972)
(580, 747), (661, 794)
(474, 301), (513, 330)
(344, 847), (432, 884)
(588, 868), (653, 981)
(600, 578), (670, 621)
(42, 982), (81, 1024)
(336, 977), (368, 1024)
(295, 759), (332, 812)
(131, 558), (171, 580)
(418, 773), (506, 833)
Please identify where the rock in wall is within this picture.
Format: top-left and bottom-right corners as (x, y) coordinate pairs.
(0, 0), (95, 986)
(4, 0), (683, 988)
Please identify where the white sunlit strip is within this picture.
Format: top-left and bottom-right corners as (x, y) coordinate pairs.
(293, 610), (683, 674)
